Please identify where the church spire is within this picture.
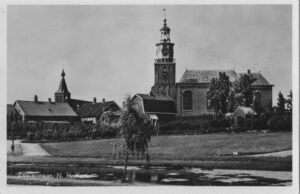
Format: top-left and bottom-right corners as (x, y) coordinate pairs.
(55, 69), (71, 102)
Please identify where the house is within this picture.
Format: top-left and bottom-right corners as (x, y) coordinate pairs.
(76, 98), (120, 124)
(13, 95), (78, 123)
(131, 93), (177, 123)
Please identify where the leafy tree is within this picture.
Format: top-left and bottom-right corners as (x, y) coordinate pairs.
(252, 90), (264, 115)
(208, 72), (232, 114)
(234, 73), (257, 107)
(285, 90), (292, 113)
(276, 91), (286, 115)
(114, 95), (156, 182)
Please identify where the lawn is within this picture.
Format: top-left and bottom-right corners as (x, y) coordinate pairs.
(41, 132), (292, 160)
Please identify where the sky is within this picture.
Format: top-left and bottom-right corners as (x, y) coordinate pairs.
(7, 5), (292, 106)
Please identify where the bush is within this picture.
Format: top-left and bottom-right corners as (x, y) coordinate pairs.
(207, 118), (231, 132)
(251, 117), (267, 130)
(26, 132), (35, 142)
(267, 115), (292, 131)
(34, 131), (42, 140)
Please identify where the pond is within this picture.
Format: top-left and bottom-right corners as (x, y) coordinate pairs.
(7, 163), (292, 186)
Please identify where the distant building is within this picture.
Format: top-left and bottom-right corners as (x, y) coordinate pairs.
(131, 93), (177, 122)
(76, 98), (121, 124)
(13, 96), (78, 123)
(135, 14), (274, 118)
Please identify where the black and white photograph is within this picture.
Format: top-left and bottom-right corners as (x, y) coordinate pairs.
(1, 1), (299, 193)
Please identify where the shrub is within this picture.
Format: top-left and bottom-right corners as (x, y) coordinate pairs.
(267, 115), (292, 131)
(207, 118), (231, 132)
(26, 132), (35, 142)
(251, 117), (267, 130)
(34, 131), (42, 140)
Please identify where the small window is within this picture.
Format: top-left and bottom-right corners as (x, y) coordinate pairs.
(183, 90), (193, 111)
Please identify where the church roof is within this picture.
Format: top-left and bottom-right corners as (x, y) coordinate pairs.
(136, 93), (177, 114)
(76, 101), (120, 118)
(179, 69), (238, 83)
(179, 69), (272, 86)
(14, 100), (78, 117)
(238, 73), (272, 86)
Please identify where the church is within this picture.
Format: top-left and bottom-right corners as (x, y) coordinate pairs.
(133, 14), (273, 119)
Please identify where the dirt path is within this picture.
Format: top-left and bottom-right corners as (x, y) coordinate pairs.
(7, 140), (51, 156)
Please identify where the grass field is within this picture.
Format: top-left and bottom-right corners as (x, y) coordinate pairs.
(41, 132), (292, 160)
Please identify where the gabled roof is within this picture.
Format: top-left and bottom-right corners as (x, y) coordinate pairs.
(15, 100), (77, 117)
(179, 69), (273, 86)
(238, 73), (272, 86)
(233, 106), (256, 118)
(179, 69), (238, 83)
(67, 98), (91, 110)
(136, 93), (176, 114)
(76, 101), (120, 118)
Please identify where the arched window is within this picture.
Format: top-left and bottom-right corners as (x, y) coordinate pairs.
(162, 66), (168, 78)
(183, 90), (193, 111)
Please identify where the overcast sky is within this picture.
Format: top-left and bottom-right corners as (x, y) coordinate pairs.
(7, 5), (292, 106)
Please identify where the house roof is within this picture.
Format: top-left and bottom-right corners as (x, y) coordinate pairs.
(136, 94), (177, 114)
(67, 98), (91, 110)
(233, 106), (256, 117)
(179, 69), (238, 83)
(15, 100), (78, 117)
(76, 101), (120, 118)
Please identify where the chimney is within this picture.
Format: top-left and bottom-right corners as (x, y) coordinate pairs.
(247, 69), (251, 74)
(34, 95), (38, 102)
(48, 98), (51, 103)
(102, 98), (105, 112)
(93, 97), (97, 104)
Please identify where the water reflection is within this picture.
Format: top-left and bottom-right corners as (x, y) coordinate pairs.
(7, 164), (292, 186)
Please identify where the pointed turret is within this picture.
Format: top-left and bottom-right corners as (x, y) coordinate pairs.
(55, 69), (71, 102)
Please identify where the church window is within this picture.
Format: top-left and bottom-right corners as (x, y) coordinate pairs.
(162, 66), (168, 78)
(183, 90), (193, 111)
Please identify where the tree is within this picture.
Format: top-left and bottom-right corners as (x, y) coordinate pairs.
(285, 90), (292, 113)
(114, 95), (156, 182)
(276, 91), (286, 115)
(208, 72), (232, 114)
(234, 73), (257, 107)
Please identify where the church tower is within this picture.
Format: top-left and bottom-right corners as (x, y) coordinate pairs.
(151, 9), (177, 99)
(55, 69), (71, 103)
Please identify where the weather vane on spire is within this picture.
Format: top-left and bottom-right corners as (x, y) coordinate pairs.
(163, 9), (167, 26)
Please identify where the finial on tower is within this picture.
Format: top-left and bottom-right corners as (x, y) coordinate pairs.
(61, 69), (65, 77)
(163, 9), (167, 26)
